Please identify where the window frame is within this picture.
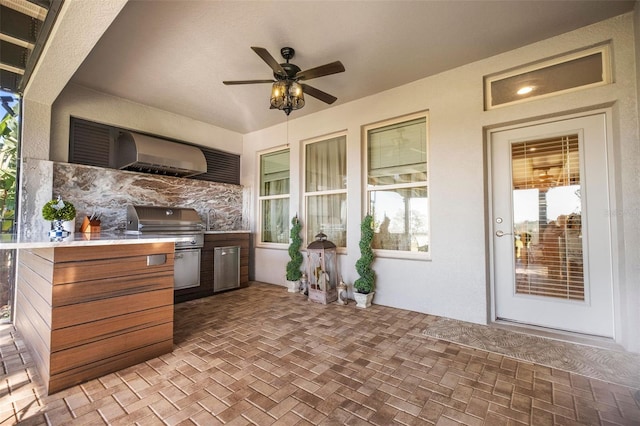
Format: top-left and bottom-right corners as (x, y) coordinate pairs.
(484, 44), (611, 110)
(256, 145), (290, 248)
(363, 111), (431, 260)
(302, 131), (348, 251)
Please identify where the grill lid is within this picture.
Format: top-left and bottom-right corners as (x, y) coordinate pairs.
(126, 205), (203, 233)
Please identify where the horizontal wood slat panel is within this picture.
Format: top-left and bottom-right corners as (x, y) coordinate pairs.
(48, 340), (173, 394)
(16, 271), (52, 331)
(18, 258), (53, 305)
(16, 243), (175, 395)
(52, 289), (173, 330)
(47, 242), (175, 263)
(20, 249), (54, 282)
(14, 303), (51, 387)
(52, 254), (174, 285)
(50, 323), (173, 375)
(204, 234), (249, 245)
(52, 271), (173, 307)
(51, 305), (174, 352)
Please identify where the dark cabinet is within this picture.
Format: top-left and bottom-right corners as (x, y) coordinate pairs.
(174, 232), (249, 303)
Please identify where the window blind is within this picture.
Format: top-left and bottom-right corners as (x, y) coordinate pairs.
(511, 134), (584, 301)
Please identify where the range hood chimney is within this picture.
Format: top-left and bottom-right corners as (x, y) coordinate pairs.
(116, 131), (207, 177)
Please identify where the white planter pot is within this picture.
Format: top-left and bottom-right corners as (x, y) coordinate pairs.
(354, 291), (374, 308)
(62, 218), (76, 234)
(285, 279), (300, 293)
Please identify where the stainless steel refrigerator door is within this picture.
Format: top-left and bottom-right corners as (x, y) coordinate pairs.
(174, 248), (201, 290)
(214, 246), (240, 292)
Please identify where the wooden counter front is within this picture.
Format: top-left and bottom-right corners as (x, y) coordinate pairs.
(15, 242), (175, 394)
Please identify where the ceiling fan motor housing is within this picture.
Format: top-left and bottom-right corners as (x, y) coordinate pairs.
(275, 47), (300, 80)
(275, 63), (301, 80)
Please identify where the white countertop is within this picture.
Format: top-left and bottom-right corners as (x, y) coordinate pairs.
(0, 232), (193, 249)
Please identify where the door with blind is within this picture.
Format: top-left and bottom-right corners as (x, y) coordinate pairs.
(491, 113), (614, 337)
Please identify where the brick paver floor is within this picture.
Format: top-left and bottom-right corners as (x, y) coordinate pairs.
(1, 282), (639, 425)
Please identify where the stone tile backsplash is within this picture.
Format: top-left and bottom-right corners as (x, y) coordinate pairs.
(50, 162), (245, 232)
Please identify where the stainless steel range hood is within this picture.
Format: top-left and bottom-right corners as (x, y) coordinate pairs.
(116, 131), (207, 177)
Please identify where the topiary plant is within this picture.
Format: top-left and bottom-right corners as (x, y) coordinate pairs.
(286, 215), (303, 281)
(354, 214), (375, 294)
(42, 196), (76, 221)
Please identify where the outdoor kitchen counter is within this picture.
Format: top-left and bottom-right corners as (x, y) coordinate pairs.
(0, 231), (193, 249)
(203, 229), (251, 234)
(12, 236), (178, 394)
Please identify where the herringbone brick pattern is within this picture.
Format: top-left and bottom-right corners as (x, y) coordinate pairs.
(1, 282), (639, 425)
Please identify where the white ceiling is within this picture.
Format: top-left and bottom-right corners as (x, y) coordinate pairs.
(69, 0), (635, 135)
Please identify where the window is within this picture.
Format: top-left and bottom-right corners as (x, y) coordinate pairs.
(304, 133), (347, 248)
(365, 113), (429, 256)
(0, 93), (19, 322)
(484, 45), (611, 109)
(258, 148), (290, 245)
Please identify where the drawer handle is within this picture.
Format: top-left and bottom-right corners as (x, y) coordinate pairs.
(147, 254), (167, 266)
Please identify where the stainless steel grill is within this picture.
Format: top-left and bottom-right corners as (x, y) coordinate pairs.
(126, 205), (204, 248)
(126, 205), (204, 290)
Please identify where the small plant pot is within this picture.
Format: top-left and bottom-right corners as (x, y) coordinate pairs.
(62, 218), (75, 234)
(48, 220), (70, 238)
(285, 279), (300, 293)
(354, 291), (374, 308)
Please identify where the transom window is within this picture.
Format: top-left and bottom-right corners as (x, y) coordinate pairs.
(258, 148), (290, 245)
(365, 112), (430, 257)
(304, 133), (347, 248)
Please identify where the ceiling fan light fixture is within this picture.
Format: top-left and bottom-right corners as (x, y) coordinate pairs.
(226, 46), (344, 116)
(270, 81), (287, 109)
(270, 81), (305, 116)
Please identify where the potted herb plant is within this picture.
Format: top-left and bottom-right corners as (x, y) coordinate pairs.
(285, 215), (303, 292)
(42, 196), (76, 236)
(354, 214), (375, 308)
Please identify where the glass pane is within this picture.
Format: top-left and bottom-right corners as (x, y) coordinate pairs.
(1, 96), (18, 323)
(490, 51), (605, 107)
(369, 186), (429, 252)
(306, 193), (346, 247)
(511, 135), (584, 300)
(368, 117), (427, 186)
(260, 198), (289, 243)
(260, 149), (289, 196)
(305, 136), (347, 192)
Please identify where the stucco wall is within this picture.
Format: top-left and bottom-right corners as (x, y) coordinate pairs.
(242, 13), (640, 351)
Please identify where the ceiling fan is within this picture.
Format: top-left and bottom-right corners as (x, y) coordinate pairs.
(223, 46), (345, 115)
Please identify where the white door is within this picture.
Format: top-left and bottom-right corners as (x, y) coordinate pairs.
(491, 113), (614, 337)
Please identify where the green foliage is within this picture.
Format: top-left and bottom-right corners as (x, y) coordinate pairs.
(42, 199), (76, 221)
(354, 214), (375, 294)
(286, 215), (303, 281)
(0, 107), (18, 228)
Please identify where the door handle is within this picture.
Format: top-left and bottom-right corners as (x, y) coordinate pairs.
(495, 230), (512, 237)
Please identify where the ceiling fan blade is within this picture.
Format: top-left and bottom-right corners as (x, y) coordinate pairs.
(300, 83), (338, 104)
(251, 47), (286, 77)
(296, 61), (345, 81)
(223, 79), (275, 85)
